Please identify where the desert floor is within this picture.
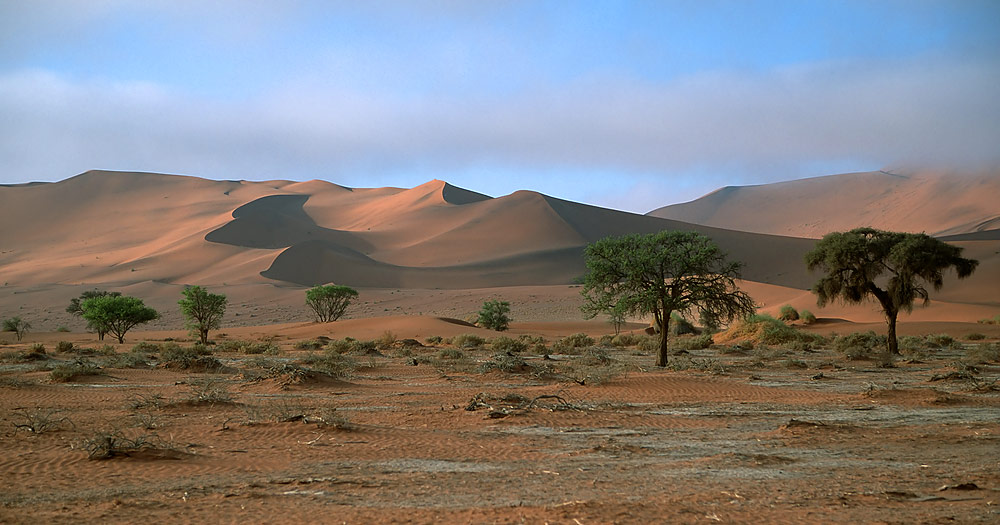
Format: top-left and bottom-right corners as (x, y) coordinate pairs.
(1, 315), (999, 524)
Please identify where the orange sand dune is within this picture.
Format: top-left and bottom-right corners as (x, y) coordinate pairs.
(1, 169), (997, 331)
(648, 168), (1000, 238)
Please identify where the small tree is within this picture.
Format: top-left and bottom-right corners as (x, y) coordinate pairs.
(581, 231), (756, 367)
(67, 290), (122, 341)
(306, 284), (358, 323)
(179, 286), (227, 345)
(478, 300), (511, 331)
(2, 317), (31, 341)
(80, 296), (159, 344)
(805, 227), (978, 355)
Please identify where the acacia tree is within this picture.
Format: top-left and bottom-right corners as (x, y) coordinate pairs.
(179, 286), (227, 345)
(805, 227), (978, 355)
(67, 290), (122, 340)
(2, 317), (31, 342)
(306, 284), (358, 322)
(581, 231), (756, 367)
(80, 295), (159, 344)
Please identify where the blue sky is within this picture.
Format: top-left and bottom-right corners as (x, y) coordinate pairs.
(1, 1), (998, 212)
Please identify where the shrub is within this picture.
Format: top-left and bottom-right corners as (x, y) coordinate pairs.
(376, 331), (397, 350)
(102, 350), (151, 369)
(490, 336), (527, 354)
(131, 341), (161, 354)
(552, 333), (594, 354)
(778, 305), (800, 322)
(303, 351), (358, 377)
(305, 284), (358, 322)
(425, 336), (443, 345)
(683, 333), (714, 350)
(800, 310), (817, 325)
(160, 344), (222, 371)
(437, 348), (465, 360)
(478, 353), (531, 374)
(56, 326), (70, 333)
(2, 317), (31, 341)
(832, 331), (886, 360)
(965, 343), (1000, 364)
(925, 333), (957, 349)
(977, 315), (1000, 325)
(477, 300), (511, 331)
(451, 333), (485, 349)
(50, 361), (102, 382)
(637, 335), (659, 354)
(293, 339), (324, 350)
(716, 314), (803, 346)
(668, 312), (696, 336)
(610, 333), (642, 347)
(965, 333), (987, 341)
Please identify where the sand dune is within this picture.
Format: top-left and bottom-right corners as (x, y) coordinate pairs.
(648, 169), (1000, 238)
(1, 169), (997, 331)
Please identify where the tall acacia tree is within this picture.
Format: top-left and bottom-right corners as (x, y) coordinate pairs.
(805, 227), (978, 355)
(179, 286), (228, 345)
(581, 231), (756, 367)
(67, 290), (122, 340)
(305, 284), (358, 323)
(80, 295), (159, 344)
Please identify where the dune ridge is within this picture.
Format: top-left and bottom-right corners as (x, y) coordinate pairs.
(647, 169), (1000, 238)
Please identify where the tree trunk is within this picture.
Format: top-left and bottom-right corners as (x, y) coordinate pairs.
(886, 309), (899, 355)
(200, 328), (209, 345)
(116, 333), (125, 344)
(656, 312), (671, 367)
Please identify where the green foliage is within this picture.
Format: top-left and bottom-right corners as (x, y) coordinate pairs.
(684, 333), (714, 350)
(80, 295), (159, 344)
(719, 314), (805, 346)
(160, 343), (222, 371)
(437, 348), (465, 360)
(56, 341), (75, 353)
(302, 351), (358, 377)
(806, 228), (977, 354)
(552, 333), (595, 354)
(925, 333), (957, 349)
(294, 339), (324, 350)
(178, 286), (227, 345)
(800, 310), (817, 325)
(305, 284), (358, 323)
(832, 331), (887, 360)
(668, 312), (696, 336)
(477, 300), (511, 331)
(581, 231), (755, 367)
(490, 336), (527, 353)
(50, 361), (102, 382)
(2, 317), (31, 341)
(610, 333), (642, 347)
(425, 336), (444, 345)
(67, 290), (121, 340)
(779, 305), (800, 321)
(977, 315), (1000, 325)
(965, 333), (987, 341)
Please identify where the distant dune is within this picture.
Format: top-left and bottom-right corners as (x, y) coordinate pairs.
(1, 169), (997, 330)
(647, 169), (1000, 238)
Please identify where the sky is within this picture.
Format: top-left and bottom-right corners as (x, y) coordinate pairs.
(1, 1), (998, 213)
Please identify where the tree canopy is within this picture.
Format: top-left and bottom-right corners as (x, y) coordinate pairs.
(805, 227), (978, 354)
(2, 317), (31, 342)
(67, 290), (122, 340)
(581, 230), (756, 366)
(305, 284), (358, 323)
(478, 300), (511, 331)
(179, 286), (227, 345)
(80, 295), (160, 344)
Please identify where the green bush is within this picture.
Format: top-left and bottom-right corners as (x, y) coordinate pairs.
(924, 333), (957, 349)
(451, 333), (485, 349)
(610, 333), (641, 347)
(977, 315), (1000, 325)
(130, 341), (161, 354)
(425, 336), (444, 345)
(490, 336), (527, 353)
(50, 361), (102, 382)
(437, 348), (465, 360)
(800, 310), (817, 325)
(778, 305), (800, 322)
(718, 314), (803, 345)
(965, 343), (999, 364)
(965, 333), (987, 341)
(477, 300), (511, 331)
(161, 344), (222, 371)
(294, 339), (324, 350)
(683, 333), (714, 350)
(303, 352), (359, 377)
(833, 331), (886, 360)
(668, 312), (696, 336)
(552, 333), (594, 353)
(637, 335), (659, 354)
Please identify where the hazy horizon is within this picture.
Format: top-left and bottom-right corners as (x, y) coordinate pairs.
(2, 1), (998, 213)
